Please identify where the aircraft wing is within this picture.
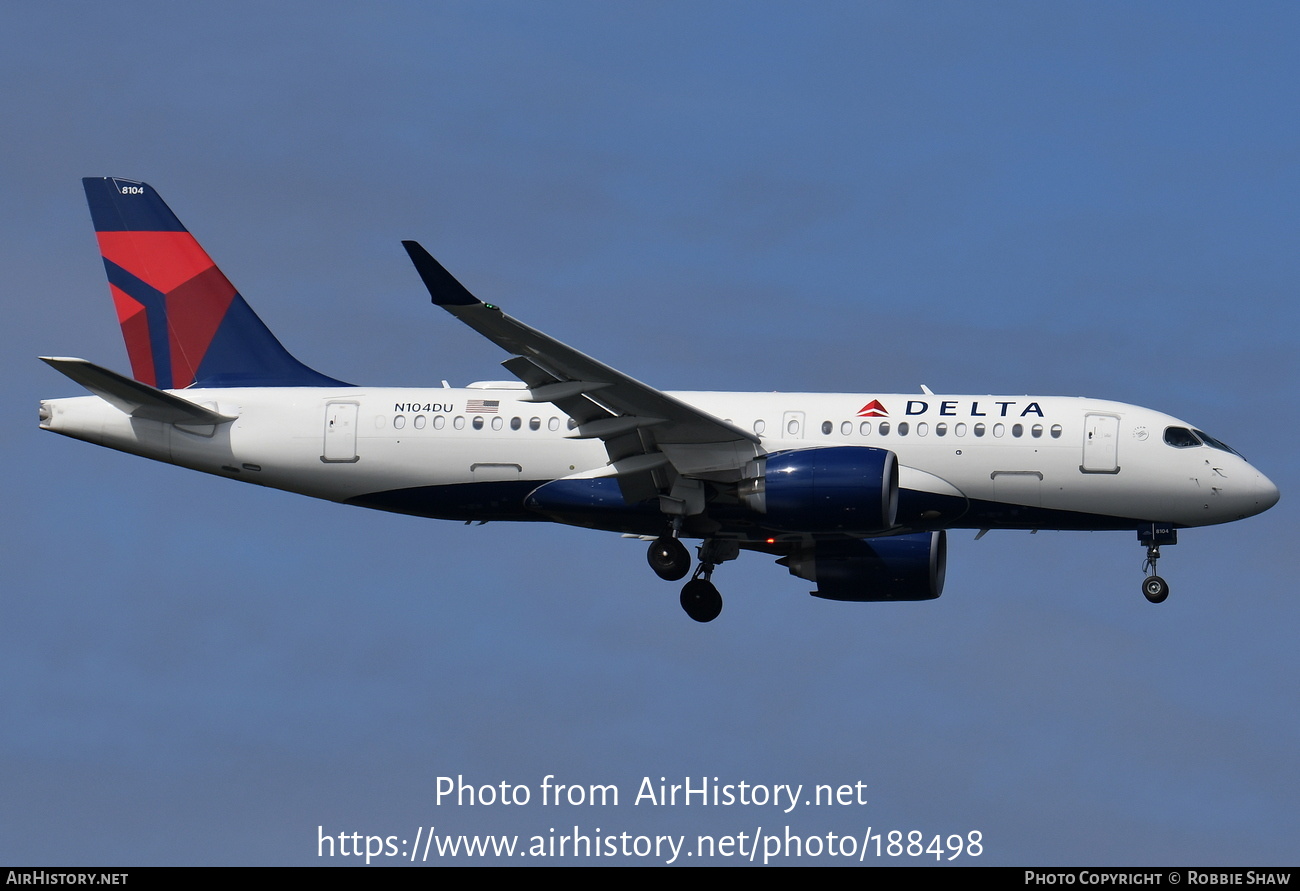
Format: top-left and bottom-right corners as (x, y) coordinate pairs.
(402, 242), (763, 503)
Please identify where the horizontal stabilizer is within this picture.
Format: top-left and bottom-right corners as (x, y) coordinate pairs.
(40, 357), (235, 425)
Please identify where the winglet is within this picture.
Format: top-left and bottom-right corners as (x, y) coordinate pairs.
(401, 241), (482, 307)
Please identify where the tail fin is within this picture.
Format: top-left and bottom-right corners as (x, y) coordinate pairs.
(82, 177), (349, 389)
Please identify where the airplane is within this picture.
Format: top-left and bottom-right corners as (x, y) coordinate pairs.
(39, 177), (1280, 622)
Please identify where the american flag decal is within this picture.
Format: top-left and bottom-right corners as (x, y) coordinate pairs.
(466, 399), (500, 413)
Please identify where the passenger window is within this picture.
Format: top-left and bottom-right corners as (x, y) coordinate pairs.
(433, 416), (445, 430)
(491, 416), (503, 431)
(859, 421), (871, 436)
(1031, 424), (1042, 438)
(898, 422), (909, 436)
(567, 418), (578, 430)
(935, 423), (947, 437)
(879, 422), (891, 435)
(993, 423), (1005, 437)
(548, 417), (560, 431)
(787, 419), (799, 436)
(510, 417), (521, 431)
(453, 416), (465, 430)
(917, 422), (929, 437)
(1012, 423), (1023, 437)
(472, 416), (484, 430)
(973, 423), (985, 437)
(754, 419), (766, 435)
(840, 421), (852, 435)
(821, 421), (832, 435)
(1050, 424), (1062, 439)
(414, 415), (426, 429)
(393, 415), (406, 430)
(955, 423), (967, 437)
(529, 417), (540, 431)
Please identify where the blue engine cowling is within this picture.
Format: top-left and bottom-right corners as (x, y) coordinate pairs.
(781, 531), (946, 601)
(744, 447), (899, 533)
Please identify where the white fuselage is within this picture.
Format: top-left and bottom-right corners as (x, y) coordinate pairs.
(39, 384), (1278, 535)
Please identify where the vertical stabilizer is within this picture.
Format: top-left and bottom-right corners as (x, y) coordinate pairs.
(82, 177), (349, 389)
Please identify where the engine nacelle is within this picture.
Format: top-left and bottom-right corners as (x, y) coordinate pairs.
(741, 447), (898, 533)
(782, 531), (946, 601)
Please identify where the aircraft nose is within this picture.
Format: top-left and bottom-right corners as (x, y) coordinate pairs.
(1255, 469), (1280, 514)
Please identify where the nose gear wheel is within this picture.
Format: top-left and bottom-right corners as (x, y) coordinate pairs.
(1142, 574), (1169, 603)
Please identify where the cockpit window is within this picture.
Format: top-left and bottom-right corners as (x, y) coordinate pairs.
(1163, 426), (1244, 457)
(1193, 429), (1242, 457)
(1163, 427), (1201, 448)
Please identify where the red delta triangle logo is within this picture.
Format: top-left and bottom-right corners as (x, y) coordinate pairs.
(857, 400), (888, 418)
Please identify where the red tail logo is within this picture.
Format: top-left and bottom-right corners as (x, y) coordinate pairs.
(856, 400), (888, 417)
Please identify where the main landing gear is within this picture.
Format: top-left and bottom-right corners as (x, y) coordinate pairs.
(680, 576), (723, 623)
(647, 535), (691, 581)
(1138, 523), (1177, 604)
(648, 536), (737, 622)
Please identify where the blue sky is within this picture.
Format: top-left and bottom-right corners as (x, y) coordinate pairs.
(4, 2), (1298, 865)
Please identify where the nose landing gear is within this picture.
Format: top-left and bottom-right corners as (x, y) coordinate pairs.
(1141, 570), (1169, 603)
(1138, 523), (1177, 604)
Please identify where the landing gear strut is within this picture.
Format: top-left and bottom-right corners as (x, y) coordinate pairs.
(1138, 523), (1176, 604)
(677, 540), (739, 623)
